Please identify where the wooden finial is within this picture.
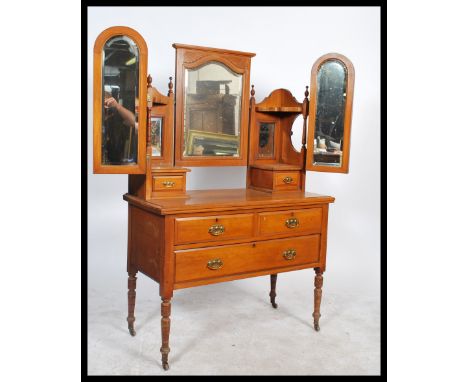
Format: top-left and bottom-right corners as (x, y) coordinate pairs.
(250, 85), (255, 97)
(302, 85), (309, 149)
(147, 74), (152, 88)
(168, 76), (173, 96)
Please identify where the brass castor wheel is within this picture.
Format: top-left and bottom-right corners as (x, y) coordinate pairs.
(162, 362), (170, 371)
(314, 323), (320, 332)
(128, 327), (136, 336)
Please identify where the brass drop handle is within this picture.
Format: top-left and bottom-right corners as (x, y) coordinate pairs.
(162, 181), (175, 188)
(283, 176), (294, 184)
(208, 223), (225, 236)
(285, 217), (299, 229)
(283, 249), (296, 260)
(207, 258), (223, 270)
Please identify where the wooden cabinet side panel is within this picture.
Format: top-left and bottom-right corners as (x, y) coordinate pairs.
(128, 174), (147, 198)
(249, 167), (273, 190)
(127, 205), (136, 273)
(319, 204), (330, 272)
(129, 206), (164, 283)
(160, 217), (175, 299)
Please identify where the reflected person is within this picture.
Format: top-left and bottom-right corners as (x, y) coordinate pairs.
(103, 91), (138, 164)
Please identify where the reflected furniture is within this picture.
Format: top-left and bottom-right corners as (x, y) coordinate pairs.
(173, 44), (253, 166)
(92, 26), (355, 371)
(306, 53), (354, 173)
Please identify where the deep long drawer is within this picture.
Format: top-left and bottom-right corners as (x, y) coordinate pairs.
(175, 235), (320, 283)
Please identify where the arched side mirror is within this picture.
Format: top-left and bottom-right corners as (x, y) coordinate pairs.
(93, 26), (148, 174)
(306, 53), (354, 173)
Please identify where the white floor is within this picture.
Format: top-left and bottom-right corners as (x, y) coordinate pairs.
(88, 271), (380, 375)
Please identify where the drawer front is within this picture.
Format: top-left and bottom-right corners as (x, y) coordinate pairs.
(258, 208), (322, 236)
(153, 175), (184, 191)
(175, 235), (320, 282)
(174, 213), (255, 245)
(273, 171), (300, 191)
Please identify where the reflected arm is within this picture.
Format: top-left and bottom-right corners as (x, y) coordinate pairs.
(104, 97), (136, 127)
(115, 103), (136, 127)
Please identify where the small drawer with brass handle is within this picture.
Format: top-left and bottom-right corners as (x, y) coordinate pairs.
(285, 217), (299, 229)
(283, 249), (297, 260)
(152, 175), (183, 192)
(258, 208), (322, 236)
(208, 224), (225, 236)
(207, 258), (223, 270)
(174, 213), (254, 245)
(162, 181), (175, 188)
(273, 171), (300, 191)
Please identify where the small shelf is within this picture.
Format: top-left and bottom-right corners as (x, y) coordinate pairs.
(255, 106), (303, 113)
(151, 166), (191, 173)
(249, 163), (303, 171)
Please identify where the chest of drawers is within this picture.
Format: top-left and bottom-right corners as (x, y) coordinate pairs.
(123, 188), (334, 370)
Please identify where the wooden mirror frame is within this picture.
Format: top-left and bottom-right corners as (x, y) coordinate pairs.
(173, 44), (255, 167)
(248, 88), (305, 168)
(93, 26), (148, 174)
(306, 53), (355, 173)
(147, 77), (175, 167)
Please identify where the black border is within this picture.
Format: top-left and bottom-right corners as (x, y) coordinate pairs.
(83, 2), (387, 377)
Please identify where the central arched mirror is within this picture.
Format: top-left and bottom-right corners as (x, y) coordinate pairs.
(173, 44), (255, 166)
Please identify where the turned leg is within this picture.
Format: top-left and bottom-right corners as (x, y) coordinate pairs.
(160, 298), (172, 371)
(127, 272), (137, 336)
(269, 274), (278, 308)
(313, 268), (323, 331)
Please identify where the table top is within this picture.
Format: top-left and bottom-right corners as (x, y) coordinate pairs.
(123, 188), (335, 215)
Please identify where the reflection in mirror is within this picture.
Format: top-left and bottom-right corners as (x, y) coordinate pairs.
(258, 122), (275, 158)
(183, 62), (243, 156)
(290, 117), (303, 152)
(150, 116), (163, 156)
(101, 35), (139, 165)
(313, 59), (346, 167)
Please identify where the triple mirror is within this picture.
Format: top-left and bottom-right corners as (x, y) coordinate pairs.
(92, 29), (355, 176)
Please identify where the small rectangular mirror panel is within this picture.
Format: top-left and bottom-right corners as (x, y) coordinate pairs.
(257, 122), (275, 158)
(150, 115), (163, 157)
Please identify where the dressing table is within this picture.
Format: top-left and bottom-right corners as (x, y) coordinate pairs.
(92, 26), (354, 370)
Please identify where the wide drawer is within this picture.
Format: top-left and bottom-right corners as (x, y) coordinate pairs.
(174, 213), (255, 245)
(258, 208), (322, 236)
(175, 235), (320, 283)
